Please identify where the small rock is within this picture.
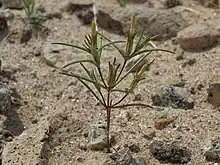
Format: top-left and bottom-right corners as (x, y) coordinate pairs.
(207, 81), (220, 107)
(153, 70), (160, 75)
(89, 136), (108, 151)
(199, 0), (219, 8)
(97, 7), (186, 40)
(0, 16), (9, 41)
(0, 9), (14, 20)
(176, 54), (184, 60)
(197, 84), (204, 91)
(165, 0), (182, 8)
(31, 118), (38, 124)
(143, 130), (156, 140)
(101, 152), (147, 165)
(76, 157), (84, 162)
(88, 122), (106, 141)
(190, 87), (196, 95)
(149, 140), (191, 164)
(121, 0), (147, 5)
(133, 94), (142, 101)
(177, 23), (220, 52)
(45, 11), (62, 20)
(129, 143), (141, 153)
(78, 143), (87, 151)
(171, 37), (178, 45)
(62, 2), (94, 25)
(205, 150), (220, 162)
(0, 84), (11, 115)
(43, 54), (59, 68)
(33, 47), (42, 57)
(88, 122), (114, 151)
(20, 28), (32, 43)
(151, 85), (194, 109)
(1, 0), (23, 9)
(182, 58), (196, 67)
(204, 137), (220, 162)
(11, 96), (21, 106)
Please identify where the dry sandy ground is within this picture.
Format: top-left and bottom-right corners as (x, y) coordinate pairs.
(1, 0), (220, 164)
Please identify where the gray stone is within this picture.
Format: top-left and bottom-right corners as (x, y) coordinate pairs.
(20, 28), (32, 43)
(62, 2), (94, 25)
(182, 58), (196, 68)
(88, 122), (106, 142)
(129, 143), (141, 153)
(0, 16), (9, 41)
(199, 0), (219, 8)
(88, 122), (112, 151)
(2, 117), (50, 165)
(0, 84), (11, 115)
(97, 7), (186, 40)
(204, 137), (220, 162)
(0, 9), (14, 20)
(207, 81), (220, 108)
(165, 0), (182, 8)
(1, 0), (24, 9)
(151, 85), (194, 109)
(89, 136), (108, 151)
(177, 23), (220, 52)
(149, 140), (191, 164)
(101, 152), (148, 165)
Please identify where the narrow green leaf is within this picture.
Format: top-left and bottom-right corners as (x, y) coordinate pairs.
(134, 36), (151, 52)
(116, 51), (152, 86)
(82, 44), (91, 52)
(85, 35), (92, 48)
(134, 29), (145, 52)
(80, 63), (101, 90)
(97, 32), (125, 56)
(62, 60), (97, 69)
(132, 48), (174, 57)
(111, 89), (128, 93)
(59, 71), (106, 89)
(98, 41), (125, 52)
(52, 42), (89, 53)
(112, 93), (129, 107)
(112, 103), (153, 109)
(80, 63), (106, 105)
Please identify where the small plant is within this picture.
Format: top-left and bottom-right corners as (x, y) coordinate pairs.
(53, 15), (173, 152)
(23, 0), (48, 36)
(23, 0), (35, 20)
(117, 0), (127, 7)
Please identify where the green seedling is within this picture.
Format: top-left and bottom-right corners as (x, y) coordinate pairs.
(23, 0), (35, 19)
(117, 0), (127, 7)
(53, 15), (173, 152)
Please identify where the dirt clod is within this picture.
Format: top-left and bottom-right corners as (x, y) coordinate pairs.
(149, 140), (191, 164)
(151, 85), (194, 109)
(177, 23), (220, 52)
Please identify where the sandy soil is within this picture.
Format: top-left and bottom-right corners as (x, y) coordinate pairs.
(1, 0), (220, 164)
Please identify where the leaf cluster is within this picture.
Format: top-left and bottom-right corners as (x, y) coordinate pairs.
(23, 0), (35, 19)
(53, 15), (173, 110)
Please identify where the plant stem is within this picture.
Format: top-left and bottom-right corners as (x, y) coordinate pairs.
(115, 60), (126, 83)
(106, 88), (111, 153)
(98, 66), (107, 88)
(106, 107), (111, 153)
